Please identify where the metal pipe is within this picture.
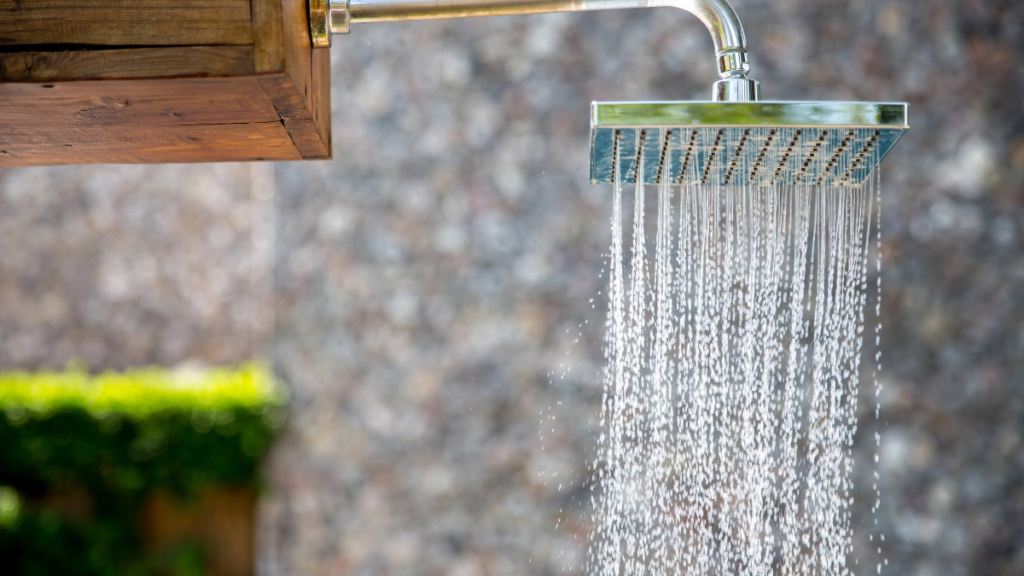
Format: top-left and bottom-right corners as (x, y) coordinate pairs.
(312, 0), (759, 101)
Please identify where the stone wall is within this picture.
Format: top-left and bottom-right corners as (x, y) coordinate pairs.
(0, 164), (272, 370)
(1, 1), (1022, 575)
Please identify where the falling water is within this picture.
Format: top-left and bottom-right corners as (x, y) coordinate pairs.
(589, 131), (882, 575)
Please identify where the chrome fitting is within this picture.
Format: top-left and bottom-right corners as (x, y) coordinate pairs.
(712, 76), (760, 102)
(332, 0), (352, 35)
(716, 48), (749, 78)
(310, 0), (331, 48)
(310, 0), (352, 48)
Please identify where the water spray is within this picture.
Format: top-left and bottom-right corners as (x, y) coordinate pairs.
(310, 2), (905, 573)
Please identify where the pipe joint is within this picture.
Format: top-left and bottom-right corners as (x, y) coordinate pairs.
(716, 49), (749, 78)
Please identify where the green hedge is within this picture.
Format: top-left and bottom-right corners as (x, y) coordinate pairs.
(0, 363), (285, 576)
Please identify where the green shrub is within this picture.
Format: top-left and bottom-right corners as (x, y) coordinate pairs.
(0, 363), (285, 576)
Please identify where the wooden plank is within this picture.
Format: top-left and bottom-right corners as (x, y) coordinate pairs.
(269, 50), (331, 159)
(251, 0), (285, 73)
(309, 46), (332, 156)
(281, 0), (313, 113)
(274, 0), (332, 159)
(248, 0), (332, 159)
(0, 0), (332, 164)
(0, 47), (254, 82)
(0, 77), (281, 128)
(255, 72), (330, 159)
(0, 122), (302, 166)
(282, 117), (330, 159)
(254, 73), (306, 116)
(0, 76), (302, 166)
(0, 0), (253, 46)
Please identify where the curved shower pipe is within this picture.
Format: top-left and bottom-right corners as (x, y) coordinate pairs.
(308, 0), (761, 102)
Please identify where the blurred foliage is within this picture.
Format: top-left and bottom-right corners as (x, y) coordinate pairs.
(0, 361), (283, 417)
(0, 486), (19, 527)
(0, 363), (285, 576)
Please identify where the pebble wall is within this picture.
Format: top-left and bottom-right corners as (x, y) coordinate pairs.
(1, 1), (1022, 575)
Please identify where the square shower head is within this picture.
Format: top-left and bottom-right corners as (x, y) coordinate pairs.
(589, 101), (909, 187)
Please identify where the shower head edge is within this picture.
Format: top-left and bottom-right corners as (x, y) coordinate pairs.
(590, 101), (909, 130)
(588, 101), (909, 187)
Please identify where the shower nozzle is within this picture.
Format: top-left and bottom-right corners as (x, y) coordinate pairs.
(589, 101), (909, 187)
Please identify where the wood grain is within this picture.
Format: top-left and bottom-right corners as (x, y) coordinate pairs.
(251, 0), (285, 73)
(0, 76), (302, 166)
(0, 0), (253, 47)
(0, 122), (302, 166)
(256, 72), (330, 160)
(254, 73), (306, 117)
(309, 46), (332, 157)
(281, 0), (313, 110)
(0, 0), (333, 164)
(0, 78), (281, 128)
(274, 0), (332, 158)
(247, 0), (332, 159)
(0, 47), (254, 82)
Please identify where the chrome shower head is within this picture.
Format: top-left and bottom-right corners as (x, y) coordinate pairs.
(589, 101), (909, 187)
(309, 0), (909, 188)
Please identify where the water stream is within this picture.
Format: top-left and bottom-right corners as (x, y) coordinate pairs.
(589, 143), (882, 575)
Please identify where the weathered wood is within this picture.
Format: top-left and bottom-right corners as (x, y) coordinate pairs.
(0, 123), (301, 166)
(0, 0), (253, 47)
(281, 117), (330, 158)
(267, 49), (331, 158)
(277, 0), (332, 158)
(0, 78), (281, 127)
(0, 0), (333, 165)
(248, 0), (332, 159)
(254, 73), (306, 116)
(0, 77), (301, 166)
(254, 73), (329, 159)
(252, 0), (285, 73)
(309, 47), (332, 156)
(281, 0), (313, 99)
(0, 47), (254, 82)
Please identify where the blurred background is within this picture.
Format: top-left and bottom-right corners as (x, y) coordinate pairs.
(1, 0), (1022, 575)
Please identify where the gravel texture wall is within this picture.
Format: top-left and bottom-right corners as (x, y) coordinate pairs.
(1, 1), (1022, 575)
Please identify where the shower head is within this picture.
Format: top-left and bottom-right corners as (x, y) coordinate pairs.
(309, 0), (909, 187)
(589, 101), (909, 187)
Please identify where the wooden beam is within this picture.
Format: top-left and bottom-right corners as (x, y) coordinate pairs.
(252, 0), (285, 73)
(248, 0), (332, 159)
(0, 47), (254, 82)
(0, 0), (333, 165)
(0, 78), (281, 127)
(0, 0), (253, 47)
(254, 72), (326, 159)
(309, 47), (331, 157)
(0, 123), (302, 166)
(0, 76), (301, 166)
(275, 0), (332, 158)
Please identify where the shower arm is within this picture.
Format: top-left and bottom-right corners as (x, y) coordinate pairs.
(308, 0), (760, 102)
